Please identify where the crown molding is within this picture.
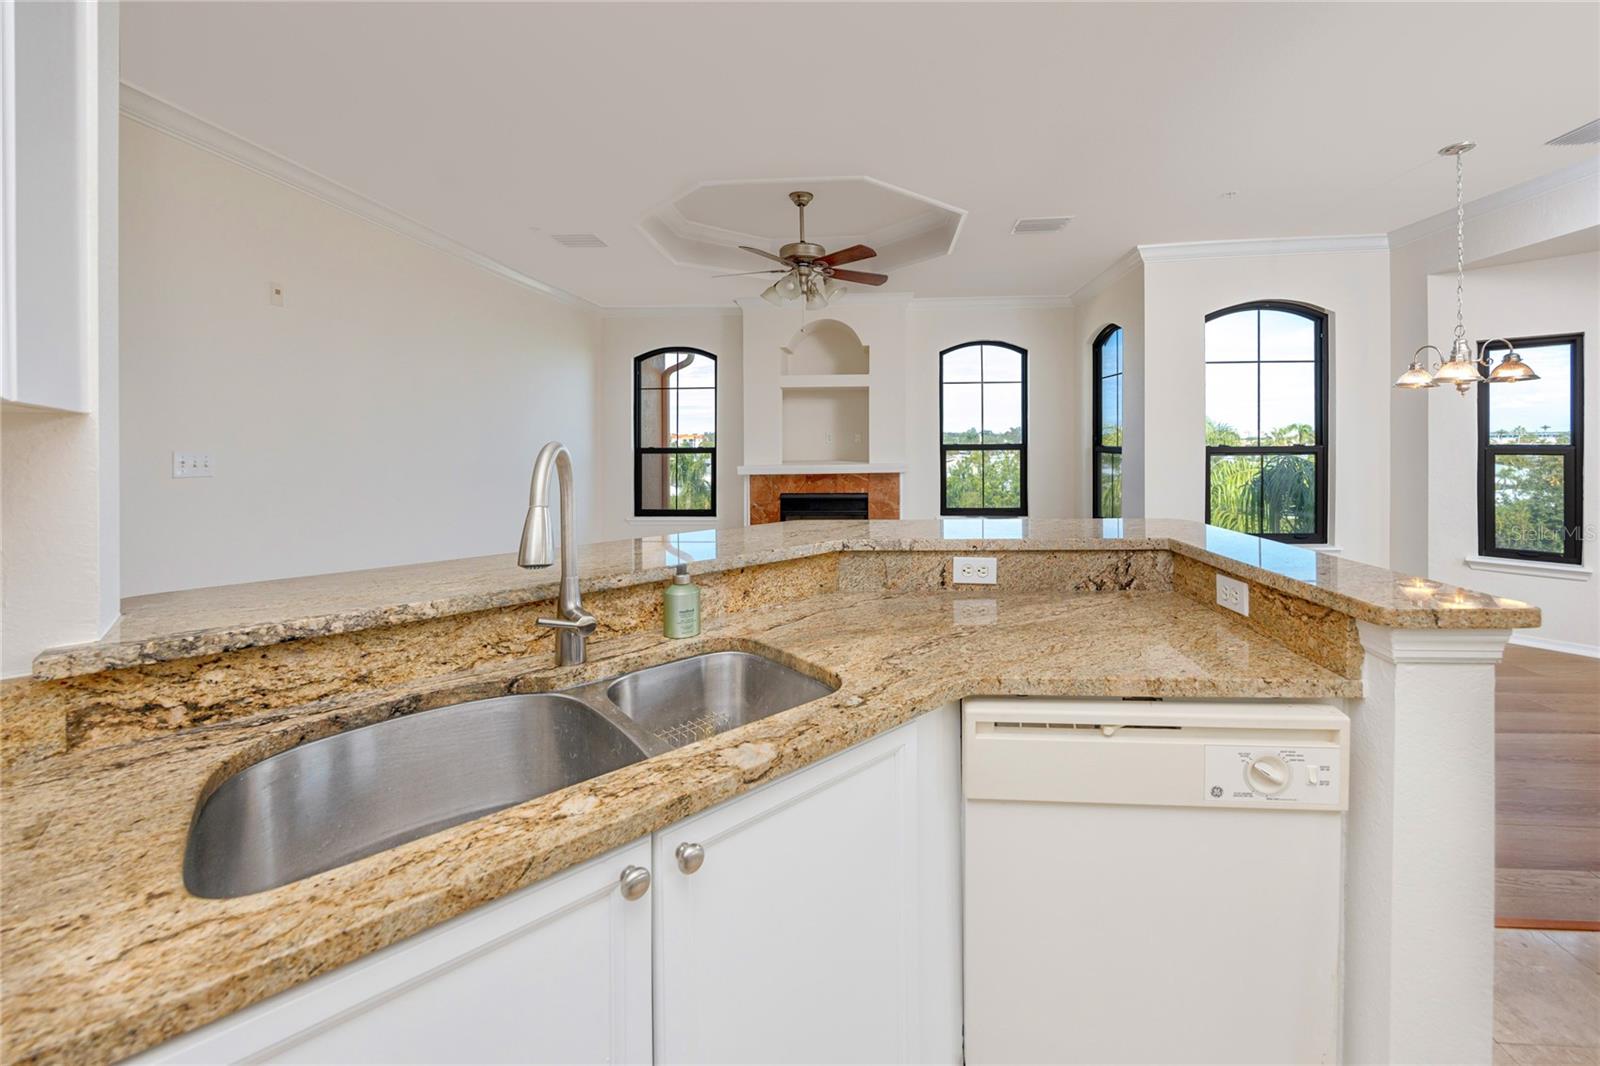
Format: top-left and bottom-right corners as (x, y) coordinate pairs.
(1137, 234), (1389, 263)
(734, 292), (916, 309)
(1068, 248), (1144, 306)
(120, 83), (593, 309)
(601, 304), (741, 318)
(1357, 621), (1512, 665)
(910, 295), (1073, 310)
(1388, 156), (1600, 251)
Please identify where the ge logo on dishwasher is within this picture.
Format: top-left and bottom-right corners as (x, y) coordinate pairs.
(1209, 786), (1224, 798)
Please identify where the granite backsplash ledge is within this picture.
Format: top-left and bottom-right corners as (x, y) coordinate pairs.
(28, 518), (1538, 682)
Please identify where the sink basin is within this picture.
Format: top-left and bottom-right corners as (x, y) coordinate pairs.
(184, 693), (647, 898)
(601, 651), (835, 750)
(184, 651), (836, 898)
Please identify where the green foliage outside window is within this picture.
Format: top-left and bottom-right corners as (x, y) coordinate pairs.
(1489, 424), (1569, 555)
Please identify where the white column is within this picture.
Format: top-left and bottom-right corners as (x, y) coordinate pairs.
(1344, 623), (1509, 1064)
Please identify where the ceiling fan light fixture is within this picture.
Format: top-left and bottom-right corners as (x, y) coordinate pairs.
(777, 273), (802, 300)
(822, 278), (845, 302)
(760, 280), (786, 306)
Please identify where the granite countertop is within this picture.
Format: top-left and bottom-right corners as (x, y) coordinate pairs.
(32, 518), (1539, 680)
(2, 585), (1360, 1065)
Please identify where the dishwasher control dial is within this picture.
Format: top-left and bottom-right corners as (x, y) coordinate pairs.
(1245, 754), (1292, 796)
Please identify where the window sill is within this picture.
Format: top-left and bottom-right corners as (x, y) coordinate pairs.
(627, 516), (718, 526)
(1463, 555), (1593, 581)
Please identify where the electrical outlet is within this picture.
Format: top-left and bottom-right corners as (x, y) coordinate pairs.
(172, 452), (214, 479)
(953, 599), (998, 626)
(1216, 573), (1250, 616)
(953, 556), (998, 585)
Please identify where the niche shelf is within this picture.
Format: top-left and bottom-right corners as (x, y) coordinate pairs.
(782, 319), (870, 377)
(781, 387), (869, 463)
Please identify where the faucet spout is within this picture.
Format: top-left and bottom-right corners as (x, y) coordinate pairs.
(519, 442), (597, 665)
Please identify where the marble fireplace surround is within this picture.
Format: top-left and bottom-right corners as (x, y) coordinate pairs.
(748, 473), (900, 524)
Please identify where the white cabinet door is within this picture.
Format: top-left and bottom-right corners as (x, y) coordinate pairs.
(652, 704), (962, 1065)
(134, 840), (653, 1065)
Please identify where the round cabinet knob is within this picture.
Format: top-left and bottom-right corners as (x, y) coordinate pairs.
(675, 842), (705, 875)
(1245, 755), (1292, 796)
(619, 865), (651, 900)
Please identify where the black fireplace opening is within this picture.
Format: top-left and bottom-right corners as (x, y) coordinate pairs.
(780, 493), (868, 521)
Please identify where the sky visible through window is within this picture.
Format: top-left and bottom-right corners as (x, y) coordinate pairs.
(1488, 343), (1573, 442)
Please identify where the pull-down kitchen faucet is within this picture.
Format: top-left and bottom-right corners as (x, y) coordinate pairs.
(518, 442), (597, 665)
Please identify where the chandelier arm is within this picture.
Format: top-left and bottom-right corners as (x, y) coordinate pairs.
(1479, 337), (1517, 366)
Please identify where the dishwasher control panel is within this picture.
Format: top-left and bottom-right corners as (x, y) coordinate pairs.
(1204, 745), (1342, 805)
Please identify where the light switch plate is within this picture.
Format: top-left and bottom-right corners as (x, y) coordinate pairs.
(172, 452), (214, 479)
(1216, 573), (1250, 616)
(953, 556), (998, 585)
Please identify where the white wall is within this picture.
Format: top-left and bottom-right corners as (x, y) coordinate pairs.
(596, 310), (743, 540)
(904, 300), (1080, 519)
(1140, 244), (1392, 565)
(1, 3), (119, 677)
(1389, 158), (1600, 575)
(1426, 251), (1598, 655)
(1072, 257), (1144, 517)
(119, 119), (602, 596)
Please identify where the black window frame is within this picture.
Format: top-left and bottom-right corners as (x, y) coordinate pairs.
(1476, 332), (1585, 565)
(938, 340), (1028, 517)
(1202, 300), (1329, 543)
(633, 347), (717, 518)
(1091, 324), (1123, 519)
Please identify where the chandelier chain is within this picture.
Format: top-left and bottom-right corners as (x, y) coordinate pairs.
(1453, 151), (1466, 345)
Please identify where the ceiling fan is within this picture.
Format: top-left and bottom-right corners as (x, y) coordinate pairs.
(720, 190), (888, 308)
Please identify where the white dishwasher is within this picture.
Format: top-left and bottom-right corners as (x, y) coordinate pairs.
(962, 698), (1348, 1065)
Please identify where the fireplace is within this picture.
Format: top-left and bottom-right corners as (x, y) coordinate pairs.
(780, 493), (868, 521)
(748, 472), (900, 524)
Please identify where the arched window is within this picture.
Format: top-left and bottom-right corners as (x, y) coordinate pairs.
(634, 348), (716, 517)
(1203, 302), (1327, 541)
(1092, 325), (1123, 518)
(940, 341), (1027, 516)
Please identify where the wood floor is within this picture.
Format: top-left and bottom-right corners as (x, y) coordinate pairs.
(1495, 929), (1599, 1063)
(1496, 644), (1600, 928)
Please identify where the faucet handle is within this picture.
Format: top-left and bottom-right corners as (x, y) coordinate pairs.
(537, 613), (598, 635)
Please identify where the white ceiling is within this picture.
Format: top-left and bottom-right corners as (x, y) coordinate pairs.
(120, 2), (1600, 308)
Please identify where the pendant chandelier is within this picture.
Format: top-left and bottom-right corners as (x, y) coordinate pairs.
(1393, 141), (1540, 394)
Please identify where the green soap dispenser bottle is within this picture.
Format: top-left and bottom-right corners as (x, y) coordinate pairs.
(664, 564), (700, 638)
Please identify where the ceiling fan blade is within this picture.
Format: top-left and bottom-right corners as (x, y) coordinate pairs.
(828, 268), (889, 286)
(713, 269), (787, 278)
(816, 244), (877, 268)
(739, 245), (793, 267)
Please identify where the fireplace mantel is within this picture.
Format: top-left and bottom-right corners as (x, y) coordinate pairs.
(737, 462), (907, 476)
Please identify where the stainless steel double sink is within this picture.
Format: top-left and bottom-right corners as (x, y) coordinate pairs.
(184, 651), (836, 899)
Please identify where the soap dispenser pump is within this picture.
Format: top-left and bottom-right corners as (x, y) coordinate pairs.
(664, 564), (701, 638)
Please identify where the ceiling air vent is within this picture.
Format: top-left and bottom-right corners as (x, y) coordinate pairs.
(1547, 119), (1600, 147)
(1011, 216), (1075, 235)
(551, 233), (608, 248)
(1011, 216), (1074, 235)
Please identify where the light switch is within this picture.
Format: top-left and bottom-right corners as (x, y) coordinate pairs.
(172, 452), (214, 478)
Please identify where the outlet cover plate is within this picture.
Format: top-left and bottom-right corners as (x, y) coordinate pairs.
(1215, 573), (1250, 616)
(953, 556), (998, 585)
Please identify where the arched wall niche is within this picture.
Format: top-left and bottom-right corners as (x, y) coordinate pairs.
(781, 319), (870, 376)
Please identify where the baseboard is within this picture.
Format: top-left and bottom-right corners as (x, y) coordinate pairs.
(1496, 917), (1600, 932)
(1508, 633), (1600, 659)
